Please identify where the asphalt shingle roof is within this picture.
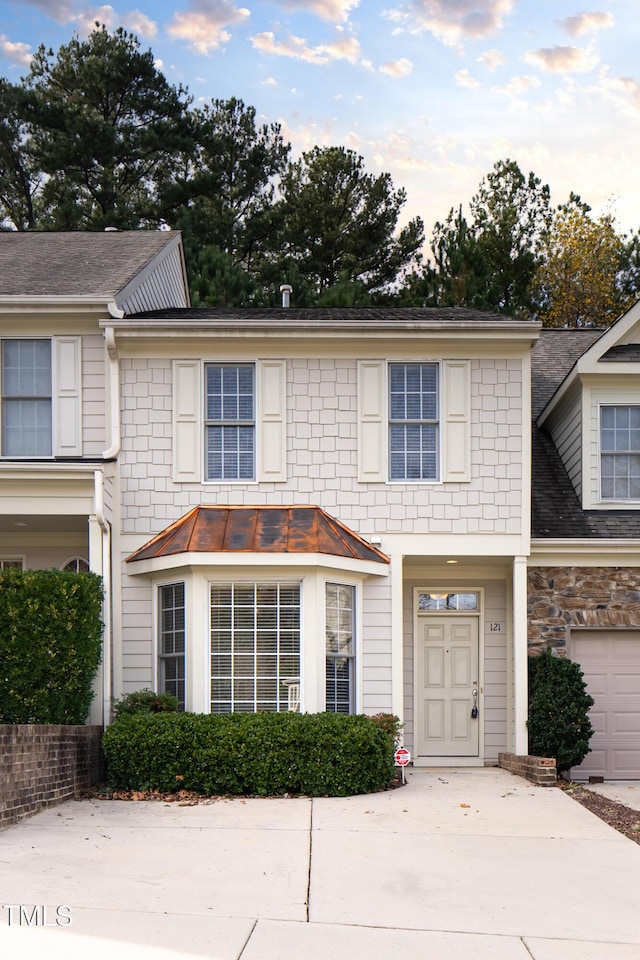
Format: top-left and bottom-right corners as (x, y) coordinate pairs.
(0, 231), (176, 298)
(132, 305), (527, 323)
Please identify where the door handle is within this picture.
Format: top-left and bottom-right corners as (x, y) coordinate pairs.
(471, 687), (478, 719)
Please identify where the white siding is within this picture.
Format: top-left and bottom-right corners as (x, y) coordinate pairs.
(120, 356), (525, 537)
(548, 385), (582, 499)
(118, 245), (189, 315)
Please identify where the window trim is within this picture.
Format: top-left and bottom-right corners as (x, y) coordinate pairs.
(1, 338), (53, 458)
(209, 579), (302, 714)
(325, 581), (357, 714)
(598, 403), (640, 503)
(388, 361), (440, 483)
(157, 580), (186, 711)
(204, 362), (256, 483)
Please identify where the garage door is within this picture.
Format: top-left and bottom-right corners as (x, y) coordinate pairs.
(569, 630), (640, 780)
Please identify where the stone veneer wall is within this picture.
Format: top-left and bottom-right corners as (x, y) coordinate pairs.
(528, 567), (640, 653)
(0, 726), (105, 829)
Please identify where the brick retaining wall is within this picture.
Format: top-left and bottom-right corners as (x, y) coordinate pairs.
(0, 725), (105, 828)
(499, 752), (557, 786)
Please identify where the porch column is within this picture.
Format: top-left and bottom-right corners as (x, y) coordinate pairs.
(513, 555), (529, 755)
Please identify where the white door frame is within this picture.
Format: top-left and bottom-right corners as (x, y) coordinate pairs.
(413, 586), (485, 767)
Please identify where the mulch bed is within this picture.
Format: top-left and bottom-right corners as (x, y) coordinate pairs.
(558, 782), (640, 845)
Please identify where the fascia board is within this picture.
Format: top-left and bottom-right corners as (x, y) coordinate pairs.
(125, 552), (390, 578)
(530, 538), (640, 566)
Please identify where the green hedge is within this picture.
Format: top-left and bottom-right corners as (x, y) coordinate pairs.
(0, 569), (103, 724)
(103, 711), (396, 796)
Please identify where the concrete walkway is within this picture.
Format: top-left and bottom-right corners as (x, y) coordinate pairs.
(1, 767), (639, 959)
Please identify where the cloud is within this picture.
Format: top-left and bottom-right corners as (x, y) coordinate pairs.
(493, 74), (541, 97)
(559, 11), (614, 38)
(20, 0), (75, 21)
(120, 9), (158, 37)
(524, 45), (599, 74)
(477, 48), (504, 71)
(250, 31), (361, 65)
(456, 68), (480, 88)
(379, 57), (413, 78)
(167, 1), (250, 54)
(0, 34), (32, 66)
(383, 0), (514, 49)
(267, 0), (359, 22)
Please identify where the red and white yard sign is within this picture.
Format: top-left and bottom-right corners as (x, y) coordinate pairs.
(394, 747), (411, 766)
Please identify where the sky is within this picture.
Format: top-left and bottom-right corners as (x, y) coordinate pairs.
(1, 0), (640, 250)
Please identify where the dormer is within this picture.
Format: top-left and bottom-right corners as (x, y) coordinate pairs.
(537, 299), (640, 510)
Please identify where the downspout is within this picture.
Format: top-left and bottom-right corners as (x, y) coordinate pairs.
(94, 469), (111, 726)
(96, 309), (122, 724)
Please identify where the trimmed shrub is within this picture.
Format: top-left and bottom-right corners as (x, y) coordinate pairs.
(113, 688), (179, 718)
(103, 711), (396, 797)
(0, 569), (103, 724)
(527, 646), (594, 772)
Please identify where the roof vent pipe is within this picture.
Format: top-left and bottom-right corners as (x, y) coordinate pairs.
(280, 284), (293, 308)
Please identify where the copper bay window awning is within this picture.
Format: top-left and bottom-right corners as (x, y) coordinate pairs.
(126, 505), (390, 565)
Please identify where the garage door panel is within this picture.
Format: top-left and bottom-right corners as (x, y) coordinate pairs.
(613, 712), (640, 734)
(569, 630), (640, 780)
(613, 674), (640, 695)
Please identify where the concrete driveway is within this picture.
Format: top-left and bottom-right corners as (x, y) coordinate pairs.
(1, 767), (639, 960)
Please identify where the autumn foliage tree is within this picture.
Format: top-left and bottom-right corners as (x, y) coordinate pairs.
(534, 204), (633, 327)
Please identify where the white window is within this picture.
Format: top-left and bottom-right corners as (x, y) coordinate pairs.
(601, 405), (640, 500)
(1, 340), (52, 456)
(0, 559), (24, 570)
(357, 359), (470, 484)
(210, 582), (300, 713)
(325, 583), (355, 713)
(62, 557), (89, 573)
(0, 337), (81, 458)
(158, 582), (186, 710)
(389, 363), (439, 481)
(172, 359), (286, 483)
(205, 364), (255, 481)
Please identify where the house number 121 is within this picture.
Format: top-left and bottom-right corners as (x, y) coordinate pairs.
(489, 622), (502, 632)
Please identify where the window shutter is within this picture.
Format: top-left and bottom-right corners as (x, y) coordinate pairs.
(53, 336), (82, 456)
(442, 360), (470, 482)
(258, 359), (286, 482)
(358, 360), (386, 482)
(173, 360), (201, 482)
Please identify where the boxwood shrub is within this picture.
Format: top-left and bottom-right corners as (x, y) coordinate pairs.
(103, 711), (397, 797)
(0, 569), (103, 724)
(528, 646), (594, 772)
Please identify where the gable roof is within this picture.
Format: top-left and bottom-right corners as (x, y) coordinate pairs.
(126, 505), (390, 565)
(0, 230), (188, 307)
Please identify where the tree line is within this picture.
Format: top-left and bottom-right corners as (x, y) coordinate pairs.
(1, 23), (638, 324)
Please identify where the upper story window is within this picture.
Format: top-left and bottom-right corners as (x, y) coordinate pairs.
(1, 340), (52, 457)
(389, 362), (439, 481)
(600, 405), (640, 500)
(205, 364), (255, 481)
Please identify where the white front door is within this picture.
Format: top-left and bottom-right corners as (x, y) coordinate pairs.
(416, 616), (479, 757)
